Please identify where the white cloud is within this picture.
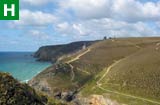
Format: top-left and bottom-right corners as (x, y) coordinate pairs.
(11, 9), (56, 27)
(56, 22), (70, 33)
(9, 0), (160, 44)
(60, 0), (160, 22)
(56, 18), (158, 38)
(28, 30), (49, 40)
(72, 24), (88, 35)
(60, 0), (111, 19)
(112, 0), (160, 22)
(56, 22), (90, 36)
(55, 22), (74, 36)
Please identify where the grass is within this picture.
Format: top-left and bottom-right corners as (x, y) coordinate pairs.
(103, 46), (160, 101)
(31, 37), (160, 104)
(81, 66), (160, 105)
(71, 39), (140, 75)
(79, 38), (160, 104)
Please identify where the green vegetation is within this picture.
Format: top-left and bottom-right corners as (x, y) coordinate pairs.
(0, 72), (47, 105)
(80, 38), (160, 104)
(0, 72), (67, 105)
(81, 67), (160, 105)
(102, 46), (160, 101)
(31, 37), (160, 104)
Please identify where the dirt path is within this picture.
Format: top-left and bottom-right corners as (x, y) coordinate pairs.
(66, 48), (91, 81)
(97, 60), (122, 85)
(96, 58), (160, 105)
(67, 48), (91, 63)
(98, 86), (160, 105)
(77, 67), (91, 75)
(68, 63), (75, 81)
(97, 40), (141, 84)
(126, 41), (141, 49)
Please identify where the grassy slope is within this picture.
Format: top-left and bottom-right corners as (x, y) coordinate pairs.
(71, 38), (140, 74)
(80, 38), (160, 105)
(102, 46), (160, 102)
(31, 37), (160, 105)
(31, 38), (140, 95)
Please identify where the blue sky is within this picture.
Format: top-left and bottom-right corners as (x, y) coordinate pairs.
(0, 0), (160, 51)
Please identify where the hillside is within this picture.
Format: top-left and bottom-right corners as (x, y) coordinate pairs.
(0, 72), (67, 105)
(34, 41), (97, 62)
(80, 38), (160, 105)
(30, 37), (160, 105)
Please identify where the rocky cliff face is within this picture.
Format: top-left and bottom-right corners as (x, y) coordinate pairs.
(34, 41), (97, 62)
(28, 63), (79, 102)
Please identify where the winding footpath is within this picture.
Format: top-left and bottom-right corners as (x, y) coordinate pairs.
(126, 41), (141, 49)
(66, 48), (91, 81)
(68, 63), (74, 81)
(97, 60), (122, 85)
(96, 58), (160, 105)
(98, 86), (160, 105)
(77, 67), (91, 75)
(67, 48), (91, 63)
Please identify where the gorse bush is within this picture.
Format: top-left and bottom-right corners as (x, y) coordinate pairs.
(0, 72), (67, 105)
(0, 72), (48, 105)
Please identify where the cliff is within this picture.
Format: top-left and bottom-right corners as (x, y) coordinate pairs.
(30, 37), (160, 105)
(34, 41), (97, 62)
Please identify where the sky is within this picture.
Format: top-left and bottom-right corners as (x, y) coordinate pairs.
(0, 0), (160, 51)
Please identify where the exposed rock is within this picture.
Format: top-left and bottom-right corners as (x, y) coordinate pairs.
(54, 91), (77, 102)
(29, 79), (52, 96)
(72, 95), (119, 105)
(29, 63), (78, 103)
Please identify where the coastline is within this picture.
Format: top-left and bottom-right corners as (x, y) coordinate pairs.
(0, 52), (51, 82)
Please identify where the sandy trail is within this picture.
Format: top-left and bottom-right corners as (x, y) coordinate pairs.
(66, 48), (91, 81)
(67, 48), (91, 63)
(96, 55), (160, 105)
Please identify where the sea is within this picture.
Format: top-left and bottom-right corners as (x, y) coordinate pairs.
(0, 52), (51, 82)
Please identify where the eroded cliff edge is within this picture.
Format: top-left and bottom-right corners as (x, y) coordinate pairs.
(34, 41), (97, 62)
(29, 38), (160, 105)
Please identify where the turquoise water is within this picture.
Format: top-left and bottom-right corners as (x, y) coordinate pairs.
(0, 52), (51, 82)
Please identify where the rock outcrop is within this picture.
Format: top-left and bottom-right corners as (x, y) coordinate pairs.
(72, 95), (119, 105)
(29, 63), (78, 102)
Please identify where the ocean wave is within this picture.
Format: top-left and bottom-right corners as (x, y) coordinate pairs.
(22, 79), (29, 83)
